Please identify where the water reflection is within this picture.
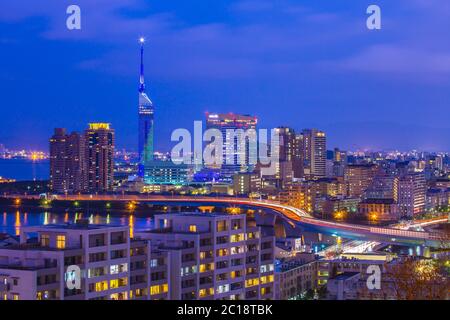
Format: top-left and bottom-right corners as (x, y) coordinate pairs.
(14, 211), (21, 236)
(129, 215), (134, 239)
(0, 211), (155, 236)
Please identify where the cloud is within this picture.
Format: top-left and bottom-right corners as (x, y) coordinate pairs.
(323, 44), (450, 83)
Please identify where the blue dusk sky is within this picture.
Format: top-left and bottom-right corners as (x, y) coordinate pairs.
(0, 0), (449, 152)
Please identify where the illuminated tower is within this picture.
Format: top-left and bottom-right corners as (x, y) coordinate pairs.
(138, 37), (154, 177)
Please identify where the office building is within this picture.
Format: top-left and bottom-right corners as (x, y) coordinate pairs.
(144, 160), (189, 185)
(205, 113), (258, 176)
(232, 172), (261, 195)
(300, 129), (326, 179)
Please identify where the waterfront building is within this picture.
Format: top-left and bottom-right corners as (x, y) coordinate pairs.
(84, 123), (115, 192)
(144, 160), (189, 185)
(49, 129), (85, 193)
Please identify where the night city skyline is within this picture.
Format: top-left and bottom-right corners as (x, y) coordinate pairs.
(0, 0), (449, 307)
(1, 0), (450, 152)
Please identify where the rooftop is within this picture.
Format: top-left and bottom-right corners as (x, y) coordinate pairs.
(360, 198), (396, 204)
(330, 272), (360, 281)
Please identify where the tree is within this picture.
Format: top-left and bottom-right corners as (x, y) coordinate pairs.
(384, 257), (449, 300)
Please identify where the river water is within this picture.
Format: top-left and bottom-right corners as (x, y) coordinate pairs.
(0, 159), (49, 181)
(0, 210), (154, 237)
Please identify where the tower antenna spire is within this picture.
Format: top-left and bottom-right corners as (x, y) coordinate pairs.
(139, 37), (145, 93)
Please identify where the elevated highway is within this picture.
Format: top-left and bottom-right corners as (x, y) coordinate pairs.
(5, 194), (449, 247)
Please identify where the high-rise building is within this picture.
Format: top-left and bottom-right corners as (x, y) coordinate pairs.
(49, 129), (84, 193)
(136, 212), (275, 300)
(292, 134), (304, 179)
(205, 113), (258, 176)
(344, 164), (378, 198)
(397, 172), (426, 218)
(67, 132), (85, 192)
(332, 148), (347, 177)
(275, 127), (296, 163)
(49, 128), (68, 193)
(138, 38), (154, 177)
(300, 129), (326, 179)
(84, 123), (115, 192)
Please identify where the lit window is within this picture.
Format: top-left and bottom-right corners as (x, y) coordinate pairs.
(230, 233), (244, 242)
(189, 225), (197, 233)
(150, 284), (168, 295)
(41, 235), (50, 247)
(56, 235), (66, 249)
(110, 265), (119, 275)
(95, 281), (108, 292)
(245, 278), (259, 288)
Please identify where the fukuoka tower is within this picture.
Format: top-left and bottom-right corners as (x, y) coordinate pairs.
(137, 37), (154, 177)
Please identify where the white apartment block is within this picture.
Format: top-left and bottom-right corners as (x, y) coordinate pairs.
(0, 221), (130, 300)
(0, 220), (170, 300)
(135, 212), (275, 300)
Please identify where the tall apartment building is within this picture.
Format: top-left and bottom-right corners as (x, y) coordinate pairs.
(84, 123), (115, 192)
(50, 123), (115, 193)
(49, 129), (84, 193)
(275, 127), (296, 163)
(205, 113), (258, 176)
(397, 172), (426, 218)
(344, 164), (378, 198)
(136, 213), (275, 300)
(300, 129), (326, 179)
